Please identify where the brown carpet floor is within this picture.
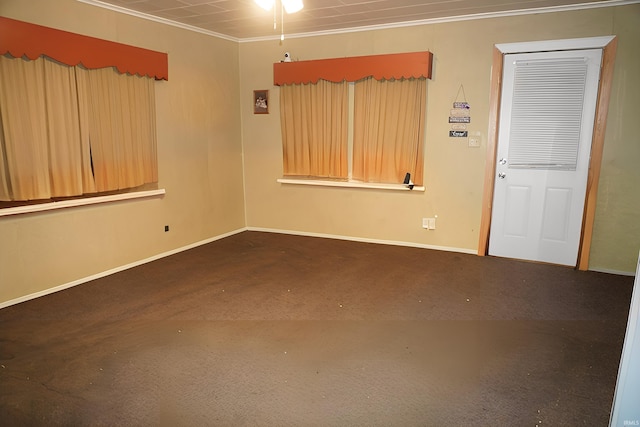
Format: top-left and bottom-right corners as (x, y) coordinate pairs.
(0, 231), (634, 426)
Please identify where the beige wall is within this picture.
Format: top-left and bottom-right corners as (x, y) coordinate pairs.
(0, 0), (245, 304)
(0, 2), (638, 306)
(588, 5), (640, 273)
(240, 5), (640, 273)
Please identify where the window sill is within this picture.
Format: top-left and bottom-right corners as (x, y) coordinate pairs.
(0, 189), (166, 217)
(277, 178), (425, 192)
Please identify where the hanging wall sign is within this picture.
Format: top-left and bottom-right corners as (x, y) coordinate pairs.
(449, 116), (470, 123)
(449, 108), (470, 117)
(453, 101), (470, 109)
(449, 84), (471, 137)
(449, 130), (468, 137)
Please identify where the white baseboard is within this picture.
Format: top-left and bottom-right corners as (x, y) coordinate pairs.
(246, 226), (478, 255)
(588, 267), (636, 277)
(247, 228), (638, 276)
(4, 227), (631, 310)
(0, 227), (247, 310)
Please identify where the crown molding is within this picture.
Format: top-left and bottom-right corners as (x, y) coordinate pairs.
(77, 0), (241, 42)
(240, 0), (639, 42)
(78, 0), (639, 43)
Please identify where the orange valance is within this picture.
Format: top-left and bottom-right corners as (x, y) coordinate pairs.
(0, 16), (168, 80)
(273, 51), (432, 86)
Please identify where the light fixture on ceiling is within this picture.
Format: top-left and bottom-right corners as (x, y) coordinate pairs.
(255, 0), (303, 14)
(254, 0), (303, 41)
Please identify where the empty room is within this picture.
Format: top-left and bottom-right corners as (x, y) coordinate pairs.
(1, 0), (639, 425)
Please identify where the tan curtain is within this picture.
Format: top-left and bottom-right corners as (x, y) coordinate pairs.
(0, 55), (48, 200)
(76, 67), (157, 192)
(127, 73), (158, 184)
(43, 58), (94, 197)
(280, 79), (348, 178)
(353, 77), (426, 184)
(0, 54), (157, 201)
(74, 65), (97, 194)
(0, 55), (91, 201)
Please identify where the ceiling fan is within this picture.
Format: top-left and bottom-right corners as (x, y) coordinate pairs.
(254, 0), (304, 14)
(254, 0), (304, 40)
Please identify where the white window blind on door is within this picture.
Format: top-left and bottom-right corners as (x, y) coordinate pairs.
(508, 58), (589, 170)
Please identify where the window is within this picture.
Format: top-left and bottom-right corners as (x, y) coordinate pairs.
(0, 54), (157, 204)
(274, 52), (431, 188)
(0, 17), (167, 210)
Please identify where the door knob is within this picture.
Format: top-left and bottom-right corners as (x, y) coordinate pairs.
(498, 172), (506, 179)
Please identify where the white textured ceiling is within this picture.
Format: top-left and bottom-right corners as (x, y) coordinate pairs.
(81, 0), (628, 40)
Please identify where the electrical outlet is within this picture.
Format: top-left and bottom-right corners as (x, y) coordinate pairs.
(164, 225), (169, 232)
(468, 131), (482, 148)
(427, 218), (436, 230)
(423, 218), (436, 230)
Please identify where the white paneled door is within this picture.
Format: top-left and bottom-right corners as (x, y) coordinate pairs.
(489, 49), (602, 266)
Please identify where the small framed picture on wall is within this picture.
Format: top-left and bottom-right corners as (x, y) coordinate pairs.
(253, 90), (269, 114)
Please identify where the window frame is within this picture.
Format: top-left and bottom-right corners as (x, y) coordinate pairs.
(274, 52), (432, 192)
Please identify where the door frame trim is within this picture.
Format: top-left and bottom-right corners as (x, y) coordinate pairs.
(477, 36), (617, 270)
